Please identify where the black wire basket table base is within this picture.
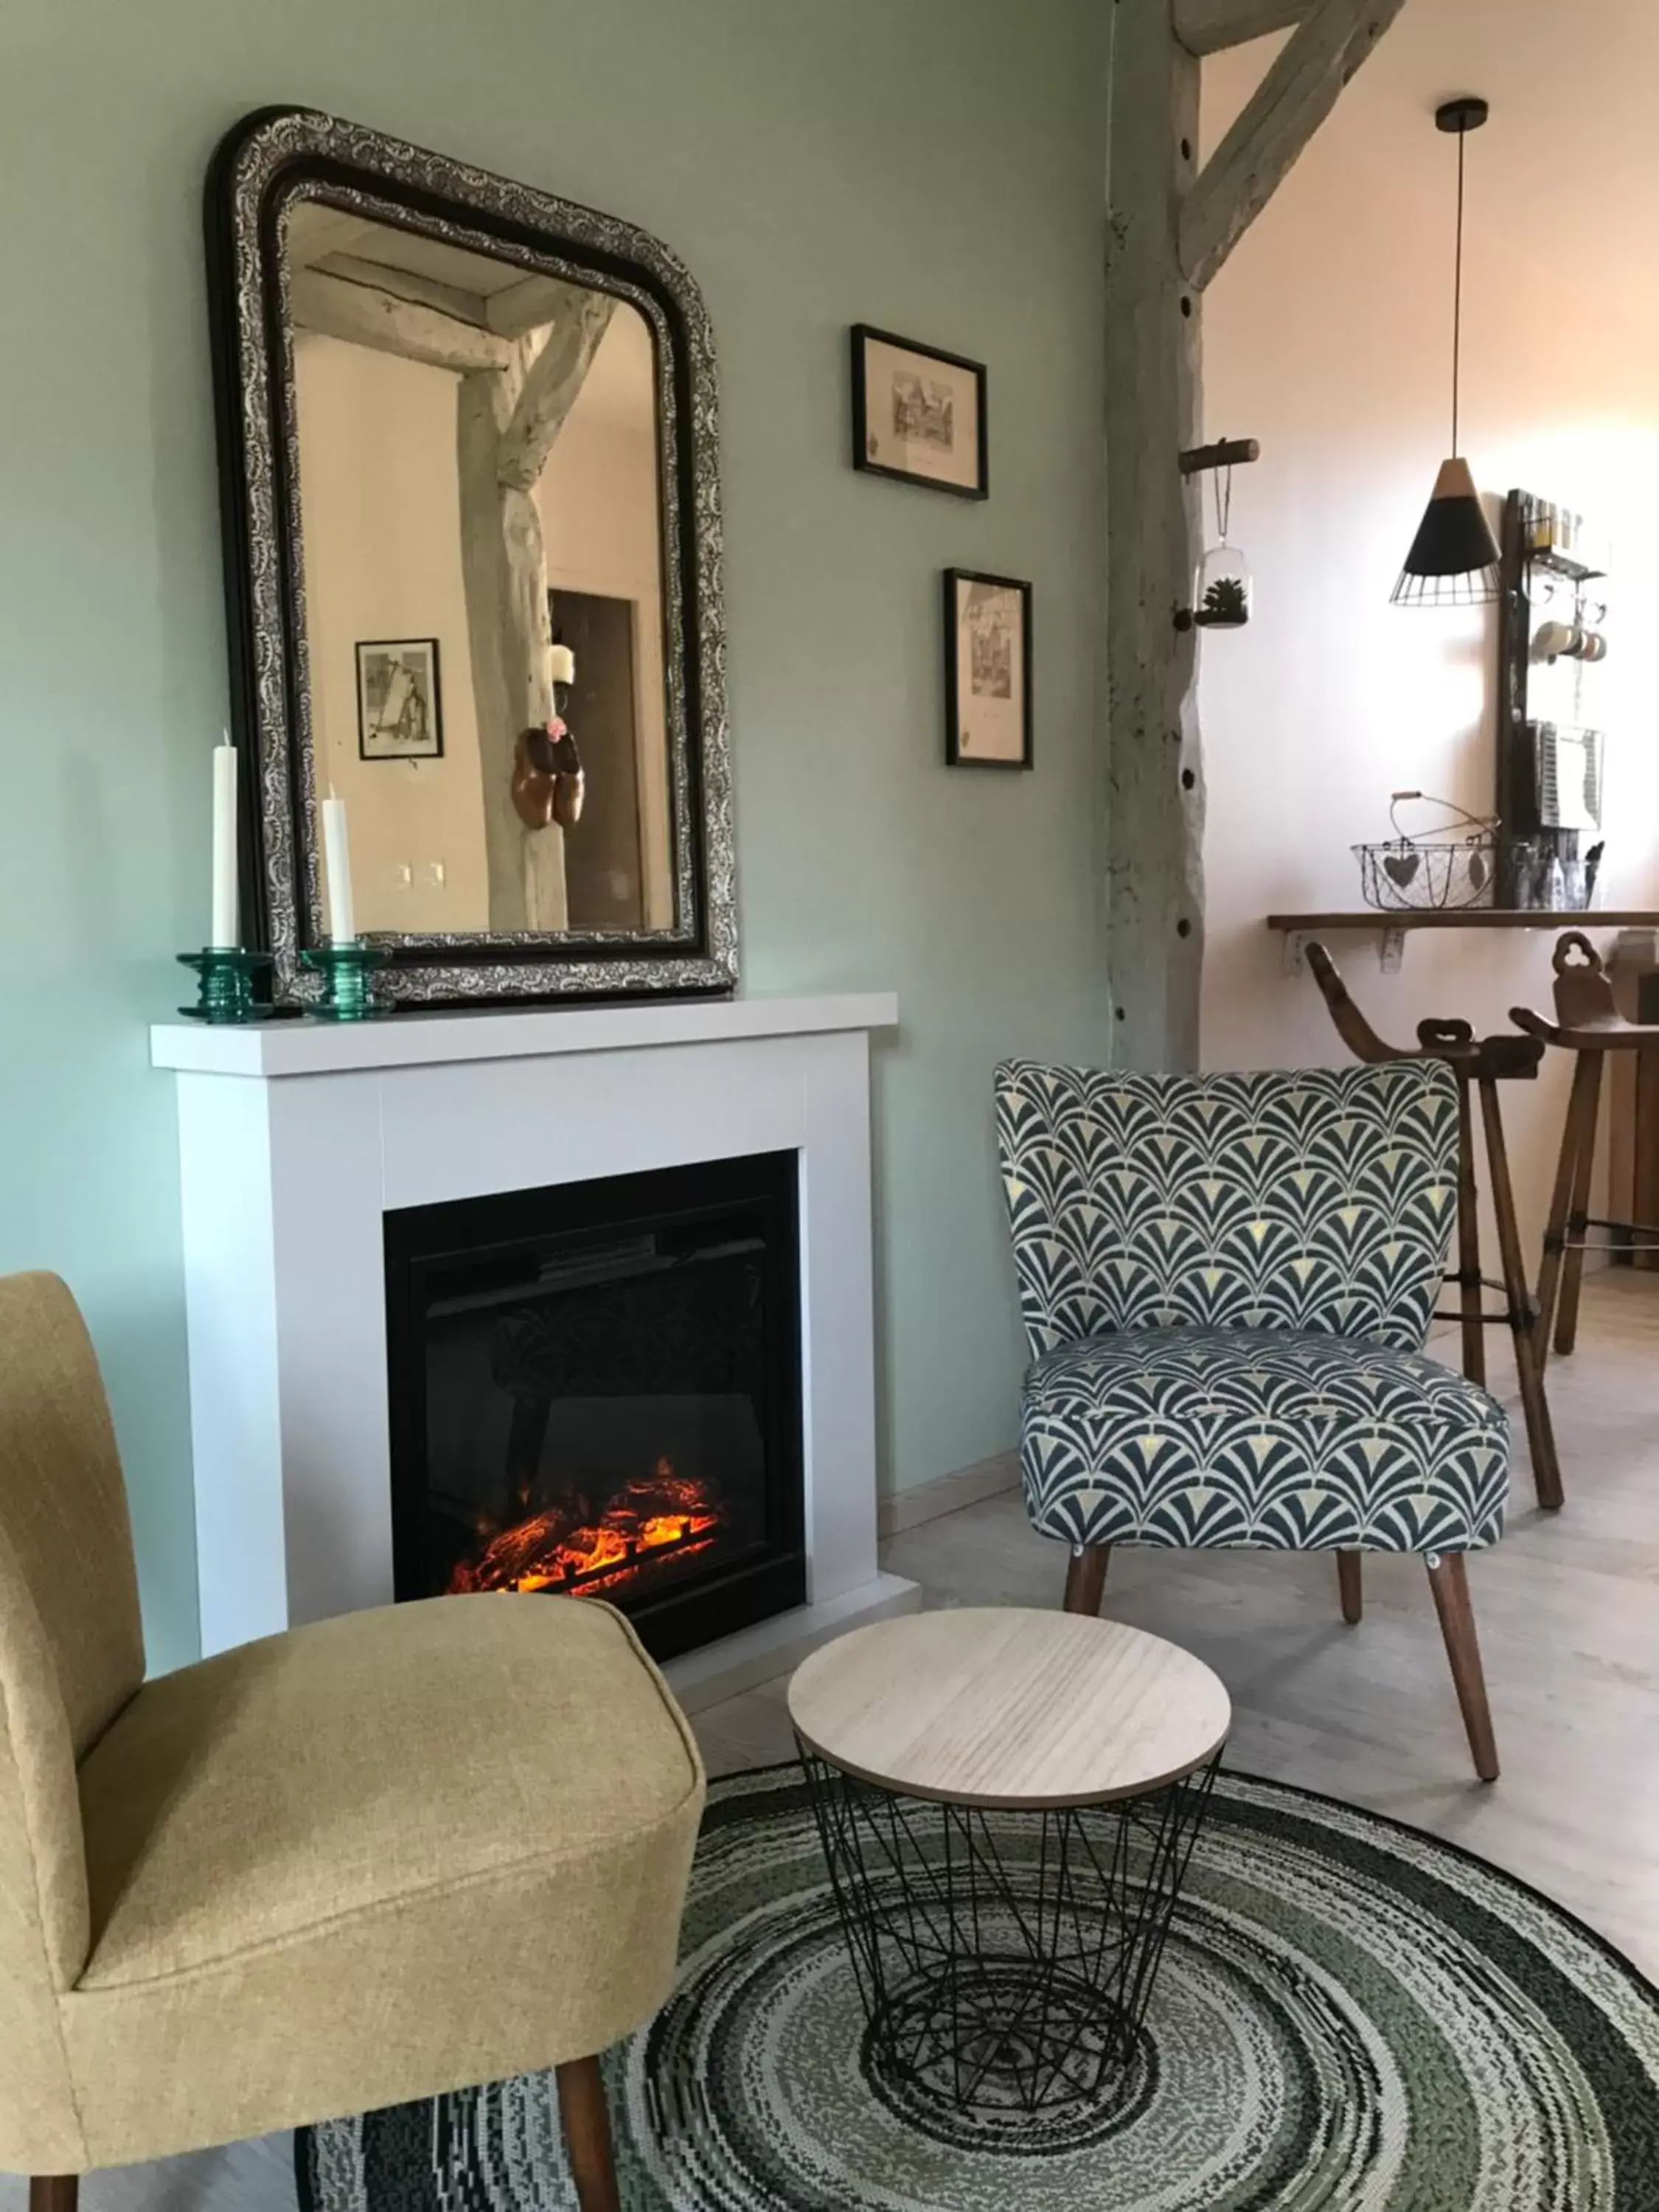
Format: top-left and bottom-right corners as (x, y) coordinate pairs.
(798, 1738), (1223, 2122)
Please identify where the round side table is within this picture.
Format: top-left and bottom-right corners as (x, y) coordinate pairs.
(787, 1607), (1231, 2122)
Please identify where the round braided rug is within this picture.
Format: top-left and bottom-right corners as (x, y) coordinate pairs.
(297, 1764), (1659, 2211)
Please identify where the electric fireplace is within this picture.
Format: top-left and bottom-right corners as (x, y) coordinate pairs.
(384, 1152), (806, 1662)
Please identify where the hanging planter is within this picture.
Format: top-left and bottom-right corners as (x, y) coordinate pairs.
(1193, 462), (1252, 628)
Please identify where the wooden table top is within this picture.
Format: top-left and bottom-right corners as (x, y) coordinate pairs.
(787, 1608), (1231, 1809)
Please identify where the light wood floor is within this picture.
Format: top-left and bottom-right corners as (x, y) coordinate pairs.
(12, 1270), (1658, 2212)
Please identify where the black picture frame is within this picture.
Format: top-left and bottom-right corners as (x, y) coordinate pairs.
(851, 324), (988, 500)
(943, 568), (1032, 771)
(355, 637), (445, 761)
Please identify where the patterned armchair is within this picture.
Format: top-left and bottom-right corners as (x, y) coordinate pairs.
(995, 1060), (1509, 1781)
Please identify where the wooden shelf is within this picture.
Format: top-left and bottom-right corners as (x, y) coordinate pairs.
(1267, 911), (1659, 932)
(1266, 911), (1659, 977)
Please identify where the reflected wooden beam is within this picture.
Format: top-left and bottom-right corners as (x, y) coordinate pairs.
(312, 251), (490, 330)
(290, 268), (512, 374)
(1180, 0), (1408, 290)
(486, 275), (591, 340)
(1173, 0), (1314, 55)
(459, 295), (612, 931)
(497, 287), (615, 490)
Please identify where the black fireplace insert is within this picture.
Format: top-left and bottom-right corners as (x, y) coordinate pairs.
(384, 1152), (805, 1661)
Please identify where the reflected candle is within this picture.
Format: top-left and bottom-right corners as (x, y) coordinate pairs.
(210, 736), (239, 949)
(321, 790), (357, 943)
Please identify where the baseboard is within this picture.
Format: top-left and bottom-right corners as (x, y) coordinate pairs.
(665, 1571), (922, 1714)
(878, 1449), (1019, 1539)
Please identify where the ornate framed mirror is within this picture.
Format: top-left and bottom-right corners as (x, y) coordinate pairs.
(206, 108), (737, 1007)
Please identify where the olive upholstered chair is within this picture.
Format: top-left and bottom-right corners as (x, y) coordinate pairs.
(0, 1272), (704, 2212)
(995, 1060), (1510, 1781)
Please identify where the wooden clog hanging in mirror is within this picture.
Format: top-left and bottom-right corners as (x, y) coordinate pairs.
(1194, 465), (1252, 629)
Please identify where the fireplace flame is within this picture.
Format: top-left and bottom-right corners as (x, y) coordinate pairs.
(449, 1459), (724, 1599)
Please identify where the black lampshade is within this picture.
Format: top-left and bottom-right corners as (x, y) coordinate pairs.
(1391, 458), (1501, 608)
(1394, 97), (1500, 608)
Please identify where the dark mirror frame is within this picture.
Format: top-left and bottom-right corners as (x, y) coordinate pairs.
(206, 107), (738, 1009)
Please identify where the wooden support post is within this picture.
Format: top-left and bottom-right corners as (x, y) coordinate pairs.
(1107, 0), (1402, 1071)
(1106, 2), (1204, 1071)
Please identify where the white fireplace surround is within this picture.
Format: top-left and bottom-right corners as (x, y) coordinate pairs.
(150, 992), (917, 1706)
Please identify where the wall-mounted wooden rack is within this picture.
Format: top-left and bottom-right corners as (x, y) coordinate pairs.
(1266, 909), (1659, 975)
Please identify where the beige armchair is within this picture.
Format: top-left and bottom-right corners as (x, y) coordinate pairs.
(0, 1273), (705, 2212)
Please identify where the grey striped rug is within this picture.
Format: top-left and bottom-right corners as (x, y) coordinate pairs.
(298, 1764), (1659, 2209)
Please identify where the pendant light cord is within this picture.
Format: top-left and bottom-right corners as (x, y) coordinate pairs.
(1451, 125), (1466, 456)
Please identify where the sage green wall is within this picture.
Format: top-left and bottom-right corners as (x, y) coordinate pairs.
(0, 0), (1111, 1671)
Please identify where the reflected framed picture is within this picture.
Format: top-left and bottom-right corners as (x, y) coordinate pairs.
(944, 569), (1032, 771)
(356, 638), (443, 761)
(851, 325), (987, 499)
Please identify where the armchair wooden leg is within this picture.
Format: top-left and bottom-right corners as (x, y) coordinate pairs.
(1337, 1551), (1363, 1624)
(557, 2055), (620, 2212)
(1427, 1554), (1499, 1784)
(29, 2183), (78, 2212)
(1062, 1544), (1110, 1617)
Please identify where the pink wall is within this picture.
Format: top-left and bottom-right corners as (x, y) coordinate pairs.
(1196, 30), (1659, 1253)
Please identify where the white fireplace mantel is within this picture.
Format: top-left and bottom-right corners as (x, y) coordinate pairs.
(151, 992), (915, 1706)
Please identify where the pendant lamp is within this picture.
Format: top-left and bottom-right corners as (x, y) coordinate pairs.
(1391, 97), (1501, 607)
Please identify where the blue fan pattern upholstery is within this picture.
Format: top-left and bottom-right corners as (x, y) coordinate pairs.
(995, 1062), (1509, 1555)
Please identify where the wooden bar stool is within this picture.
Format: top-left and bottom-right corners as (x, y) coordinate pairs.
(1512, 930), (1659, 1368)
(1306, 941), (1563, 1512)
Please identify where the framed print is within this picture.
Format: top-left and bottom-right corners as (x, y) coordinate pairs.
(944, 569), (1032, 770)
(852, 325), (987, 499)
(355, 638), (443, 760)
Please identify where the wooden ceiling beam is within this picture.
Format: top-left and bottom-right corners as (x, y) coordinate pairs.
(1179, 0), (1408, 290)
(1173, 0), (1315, 56)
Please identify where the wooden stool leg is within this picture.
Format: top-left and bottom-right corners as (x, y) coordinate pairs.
(1535, 1051), (1599, 1370)
(1555, 1051), (1603, 1357)
(1062, 1544), (1110, 1616)
(29, 2182), (78, 2212)
(1427, 1554), (1499, 1783)
(1453, 1077), (1486, 1387)
(557, 2055), (621, 2212)
(1478, 1075), (1564, 1512)
(1337, 1551), (1363, 1624)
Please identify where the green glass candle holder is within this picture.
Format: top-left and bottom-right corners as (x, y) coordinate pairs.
(300, 940), (390, 1020)
(178, 948), (273, 1023)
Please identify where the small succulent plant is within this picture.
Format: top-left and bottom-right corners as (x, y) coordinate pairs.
(1195, 575), (1250, 627)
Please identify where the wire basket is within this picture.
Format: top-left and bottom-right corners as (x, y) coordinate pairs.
(1353, 793), (1498, 913)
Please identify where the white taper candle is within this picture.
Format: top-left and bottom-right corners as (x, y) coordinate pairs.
(321, 789), (357, 943)
(210, 736), (239, 949)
